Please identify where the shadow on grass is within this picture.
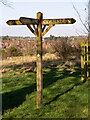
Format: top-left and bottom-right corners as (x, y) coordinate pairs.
(2, 59), (82, 114)
(3, 58), (62, 71)
(43, 62), (82, 105)
(2, 66), (59, 114)
(2, 83), (36, 114)
(44, 81), (83, 106)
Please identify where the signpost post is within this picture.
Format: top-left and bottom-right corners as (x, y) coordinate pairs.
(7, 12), (76, 108)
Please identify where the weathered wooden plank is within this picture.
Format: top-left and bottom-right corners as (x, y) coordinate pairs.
(32, 25), (36, 29)
(81, 42), (90, 82)
(87, 42), (89, 79)
(7, 20), (24, 25)
(32, 25), (37, 34)
(81, 42), (86, 82)
(27, 25), (37, 37)
(42, 25), (46, 32)
(36, 12), (43, 108)
(19, 17), (76, 25)
(19, 17), (38, 25)
(42, 18), (76, 25)
(42, 24), (54, 37)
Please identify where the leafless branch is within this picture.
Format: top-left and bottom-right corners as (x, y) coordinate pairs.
(72, 3), (89, 32)
(73, 26), (88, 36)
(0, 0), (13, 8)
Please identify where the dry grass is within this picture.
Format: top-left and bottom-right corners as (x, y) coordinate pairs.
(1, 54), (77, 74)
(2, 54), (59, 67)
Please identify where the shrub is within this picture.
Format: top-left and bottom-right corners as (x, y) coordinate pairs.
(73, 42), (81, 60)
(22, 41), (36, 56)
(52, 40), (73, 61)
(1, 49), (9, 59)
(42, 47), (47, 55)
(26, 46), (36, 56)
(2, 35), (9, 40)
(9, 47), (22, 56)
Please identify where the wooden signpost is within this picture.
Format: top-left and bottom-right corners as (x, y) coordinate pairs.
(7, 12), (76, 108)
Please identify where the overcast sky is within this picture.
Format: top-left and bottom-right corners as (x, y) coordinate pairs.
(0, 0), (88, 37)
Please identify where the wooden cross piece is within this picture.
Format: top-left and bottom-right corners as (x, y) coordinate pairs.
(7, 12), (76, 108)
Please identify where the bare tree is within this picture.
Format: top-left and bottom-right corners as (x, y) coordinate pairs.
(72, 2), (89, 35)
(0, 0), (13, 8)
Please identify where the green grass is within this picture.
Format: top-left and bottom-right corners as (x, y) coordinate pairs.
(2, 60), (88, 118)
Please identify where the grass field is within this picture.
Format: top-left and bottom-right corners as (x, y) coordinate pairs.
(1, 54), (88, 118)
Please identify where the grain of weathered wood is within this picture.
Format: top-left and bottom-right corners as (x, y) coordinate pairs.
(81, 42), (90, 81)
(27, 25), (37, 37)
(81, 42), (85, 82)
(42, 25), (46, 32)
(36, 12), (43, 108)
(33, 25), (37, 32)
(19, 17), (38, 25)
(19, 18), (76, 25)
(7, 20), (23, 25)
(41, 24), (54, 37)
(87, 43), (89, 79)
(42, 18), (76, 25)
